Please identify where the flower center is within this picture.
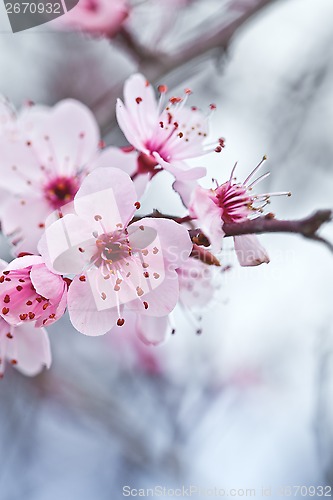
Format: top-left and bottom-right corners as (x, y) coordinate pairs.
(137, 153), (160, 175)
(44, 176), (80, 210)
(92, 231), (132, 270)
(215, 182), (252, 223)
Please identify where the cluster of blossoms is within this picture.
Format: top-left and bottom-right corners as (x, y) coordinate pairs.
(0, 73), (288, 378)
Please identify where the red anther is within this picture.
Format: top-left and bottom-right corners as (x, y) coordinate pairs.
(16, 286), (23, 292)
(19, 314), (27, 321)
(173, 122), (179, 128)
(62, 278), (73, 288)
(79, 276), (86, 282)
(184, 88), (192, 95)
(38, 223), (45, 228)
(143, 301), (149, 310)
(178, 132), (184, 138)
(215, 146), (222, 153)
(29, 312), (35, 320)
(2, 307), (9, 315)
(145, 80), (150, 87)
(136, 97), (142, 104)
(26, 141), (32, 146)
(158, 84), (168, 93)
(191, 106), (198, 111)
(10, 359), (17, 365)
(169, 97), (182, 104)
(6, 333), (13, 339)
(171, 329), (176, 335)
(78, 247), (85, 253)
(121, 145), (135, 153)
(3, 295), (10, 304)
(117, 318), (125, 327)
(98, 140), (106, 149)
(210, 103), (217, 110)
(134, 201), (141, 210)
(219, 137), (226, 147)
(159, 121), (164, 128)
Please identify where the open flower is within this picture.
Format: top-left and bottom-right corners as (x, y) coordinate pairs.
(0, 259), (51, 378)
(0, 255), (68, 327)
(116, 73), (223, 204)
(0, 99), (101, 254)
(55, 0), (129, 37)
(39, 167), (192, 336)
(189, 158), (291, 266)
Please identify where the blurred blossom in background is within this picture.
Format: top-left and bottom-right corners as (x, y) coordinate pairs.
(0, 0), (333, 498)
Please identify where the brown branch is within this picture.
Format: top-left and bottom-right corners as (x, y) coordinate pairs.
(132, 209), (333, 253)
(223, 210), (333, 252)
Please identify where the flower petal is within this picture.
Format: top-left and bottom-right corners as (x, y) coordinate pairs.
(31, 99), (100, 176)
(30, 264), (66, 304)
(189, 186), (224, 252)
(40, 214), (96, 275)
(67, 272), (121, 336)
(233, 235), (270, 266)
(126, 269), (180, 317)
(136, 314), (170, 346)
(5, 322), (51, 377)
(130, 218), (192, 270)
(74, 167), (137, 231)
(1, 195), (51, 255)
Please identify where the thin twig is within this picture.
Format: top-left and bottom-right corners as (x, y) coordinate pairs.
(223, 210), (333, 252)
(131, 209), (333, 253)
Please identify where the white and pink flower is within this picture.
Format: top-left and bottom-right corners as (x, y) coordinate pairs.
(0, 259), (51, 378)
(189, 158), (291, 266)
(55, 0), (129, 37)
(116, 73), (223, 204)
(39, 167), (192, 336)
(0, 99), (104, 254)
(0, 255), (68, 328)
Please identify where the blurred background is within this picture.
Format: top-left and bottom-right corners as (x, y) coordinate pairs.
(0, 0), (333, 498)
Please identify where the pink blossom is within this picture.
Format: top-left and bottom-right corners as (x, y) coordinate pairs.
(39, 167), (192, 336)
(56, 0), (129, 37)
(0, 259), (51, 378)
(116, 73), (222, 204)
(0, 99), (102, 254)
(0, 255), (68, 328)
(189, 158), (291, 266)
